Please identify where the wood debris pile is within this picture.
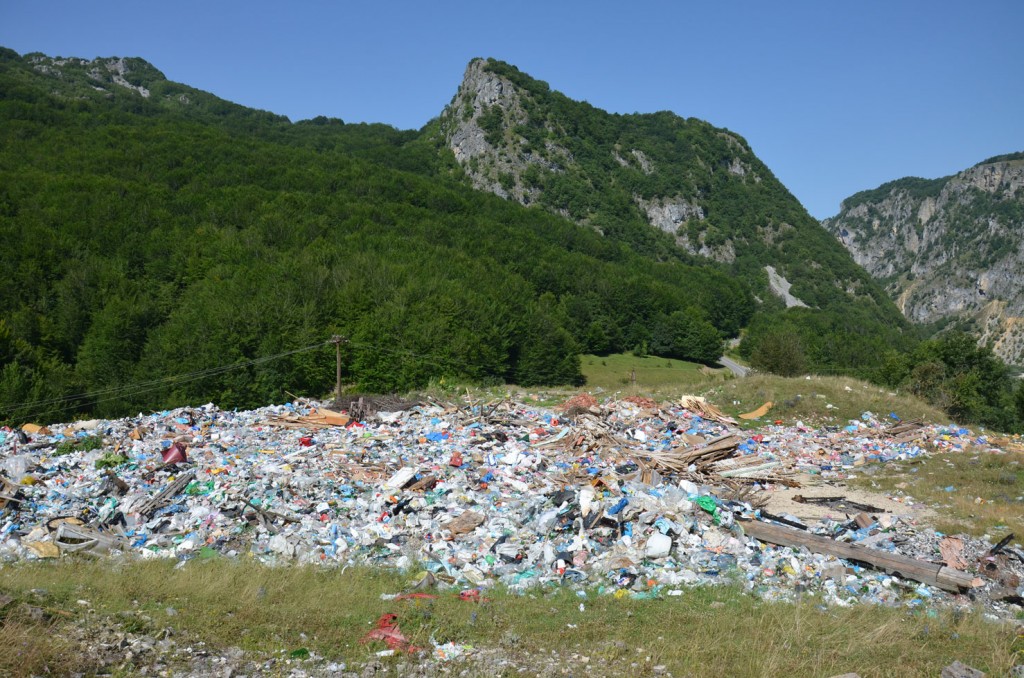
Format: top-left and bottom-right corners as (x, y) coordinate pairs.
(558, 414), (627, 455)
(678, 396), (736, 424)
(882, 419), (930, 444)
(545, 393), (798, 488)
(264, 408), (351, 429)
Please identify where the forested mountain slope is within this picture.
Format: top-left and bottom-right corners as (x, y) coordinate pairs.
(0, 48), (752, 422)
(434, 59), (914, 366)
(0, 49), (915, 423)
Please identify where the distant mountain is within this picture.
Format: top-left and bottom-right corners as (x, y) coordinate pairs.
(823, 153), (1024, 366)
(432, 58), (913, 367)
(7, 49), (288, 124)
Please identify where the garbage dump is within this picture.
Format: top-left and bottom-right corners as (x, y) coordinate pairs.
(2, 393), (1022, 617)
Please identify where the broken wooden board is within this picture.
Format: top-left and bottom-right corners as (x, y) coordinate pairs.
(0, 475), (23, 510)
(133, 469), (197, 518)
(940, 536), (969, 571)
(740, 518), (980, 592)
(793, 495), (887, 514)
(265, 408), (351, 429)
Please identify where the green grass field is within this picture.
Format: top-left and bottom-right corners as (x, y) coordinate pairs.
(0, 559), (1017, 677)
(580, 353), (729, 391)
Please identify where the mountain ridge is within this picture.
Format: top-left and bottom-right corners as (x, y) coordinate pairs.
(433, 57), (913, 369)
(0, 47), (925, 423)
(0, 47), (756, 421)
(823, 154), (1024, 366)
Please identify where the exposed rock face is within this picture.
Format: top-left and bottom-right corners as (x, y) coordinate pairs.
(823, 155), (1024, 365)
(765, 265), (809, 308)
(19, 51), (289, 124)
(437, 59), (757, 264)
(28, 54), (153, 98)
(103, 57), (151, 98)
(441, 59), (569, 204)
(636, 196), (705, 234)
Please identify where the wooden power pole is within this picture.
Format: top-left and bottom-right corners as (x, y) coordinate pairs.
(331, 335), (346, 408)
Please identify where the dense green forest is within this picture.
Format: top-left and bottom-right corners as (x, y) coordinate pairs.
(0, 48), (754, 422)
(1, 49), (1020, 432)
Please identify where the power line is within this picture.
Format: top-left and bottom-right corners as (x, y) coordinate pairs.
(2, 338), (458, 422)
(0, 340), (332, 417)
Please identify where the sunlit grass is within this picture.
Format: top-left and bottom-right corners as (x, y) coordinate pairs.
(702, 374), (950, 427)
(580, 353), (728, 392)
(849, 448), (1024, 538)
(0, 559), (1017, 677)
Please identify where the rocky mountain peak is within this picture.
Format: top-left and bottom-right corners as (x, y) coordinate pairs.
(438, 59), (760, 263)
(440, 58), (565, 205)
(26, 53), (162, 99)
(432, 58), (907, 332)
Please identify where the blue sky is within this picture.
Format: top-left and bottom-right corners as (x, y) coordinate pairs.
(2, 1), (1021, 218)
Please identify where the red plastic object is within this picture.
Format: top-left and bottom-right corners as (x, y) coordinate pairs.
(458, 589), (491, 603)
(449, 451), (463, 467)
(161, 442), (187, 465)
(360, 613), (420, 653)
(299, 436), (313, 447)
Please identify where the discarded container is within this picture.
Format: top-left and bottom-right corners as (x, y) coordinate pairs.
(161, 442), (187, 465)
(645, 532), (672, 558)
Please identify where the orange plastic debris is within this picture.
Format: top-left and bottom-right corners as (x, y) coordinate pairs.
(739, 402), (774, 420)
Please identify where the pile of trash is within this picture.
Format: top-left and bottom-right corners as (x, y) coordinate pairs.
(1, 394), (1021, 617)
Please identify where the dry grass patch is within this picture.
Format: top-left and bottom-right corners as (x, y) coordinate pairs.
(703, 374), (950, 427)
(850, 448), (1024, 538)
(0, 612), (91, 677)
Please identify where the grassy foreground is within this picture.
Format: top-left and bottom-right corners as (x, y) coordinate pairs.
(0, 558), (1019, 677)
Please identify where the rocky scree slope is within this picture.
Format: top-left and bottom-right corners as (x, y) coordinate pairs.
(823, 153), (1024, 366)
(435, 58), (906, 333)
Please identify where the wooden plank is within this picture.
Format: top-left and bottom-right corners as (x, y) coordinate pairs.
(740, 519), (979, 592)
(675, 434), (742, 464)
(135, 469), (196, 517)
(718, 461), (782, 478)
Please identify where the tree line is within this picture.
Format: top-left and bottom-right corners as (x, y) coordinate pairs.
(0, 53), (751, 423)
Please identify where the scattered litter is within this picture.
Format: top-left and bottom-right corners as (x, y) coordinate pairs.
(360, 613), (419, 654)
(0, 394), (1019, 618)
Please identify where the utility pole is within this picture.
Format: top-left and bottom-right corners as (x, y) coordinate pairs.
(331, 335), (346, 408)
